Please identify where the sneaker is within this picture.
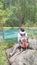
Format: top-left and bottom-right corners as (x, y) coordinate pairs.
(9, 53), (12, 57)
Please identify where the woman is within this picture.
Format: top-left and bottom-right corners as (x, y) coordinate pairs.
(10, 25), (28, 56)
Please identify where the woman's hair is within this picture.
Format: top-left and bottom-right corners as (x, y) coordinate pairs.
(20, 25), (24, 32)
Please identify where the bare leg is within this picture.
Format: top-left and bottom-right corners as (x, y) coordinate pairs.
(10, 44), (20, 56)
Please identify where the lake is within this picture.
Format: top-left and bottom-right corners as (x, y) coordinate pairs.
(0, 28), (37, 43)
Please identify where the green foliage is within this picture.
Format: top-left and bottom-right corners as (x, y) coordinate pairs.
(0, 41), (9, 65)
(29, 31), (37, 39)
(0, 0), (37, 27)
(7, 43), (14, 48)
(0, 2), (3, 9)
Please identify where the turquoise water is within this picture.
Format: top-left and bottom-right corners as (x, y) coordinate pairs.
(0, 29), (19, 39)
(0, 28), (37, 43)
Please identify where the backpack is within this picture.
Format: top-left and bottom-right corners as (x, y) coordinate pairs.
(21, 42), (28, 48)
(20, 33), (28, 48)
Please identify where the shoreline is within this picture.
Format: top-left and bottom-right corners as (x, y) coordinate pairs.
(3, 27), (37, 30)
(0, 27), (37, 31)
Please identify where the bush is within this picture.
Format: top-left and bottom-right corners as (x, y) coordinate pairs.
(7, 43), (15, 48)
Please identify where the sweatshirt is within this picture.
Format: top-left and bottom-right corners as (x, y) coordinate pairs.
(18, 31), (27, 42)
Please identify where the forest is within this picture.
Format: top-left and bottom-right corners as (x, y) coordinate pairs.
(0, 0), (37, 27)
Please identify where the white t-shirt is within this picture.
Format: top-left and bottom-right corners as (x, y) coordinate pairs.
(18, 31), (27, 42)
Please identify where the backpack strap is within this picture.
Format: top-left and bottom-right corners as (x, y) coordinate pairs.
(20, 33), (25, 36)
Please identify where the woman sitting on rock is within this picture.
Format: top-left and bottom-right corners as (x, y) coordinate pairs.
(10, 25), (28, 56)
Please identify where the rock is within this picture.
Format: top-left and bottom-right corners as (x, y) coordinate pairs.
(28, 39), (37, 50)
(6, 47), (21, 58)
(6, 47), (13, 57)
(6, 39), (37, 65)
(9, 49), (37, 65)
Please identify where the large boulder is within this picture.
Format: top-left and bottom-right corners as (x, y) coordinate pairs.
(9, 49), (37, 65)
(6, 39), (37, 65)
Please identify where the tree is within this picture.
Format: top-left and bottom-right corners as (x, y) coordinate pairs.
(0, 0), (37, 27)
(0, 2), (12, 40)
